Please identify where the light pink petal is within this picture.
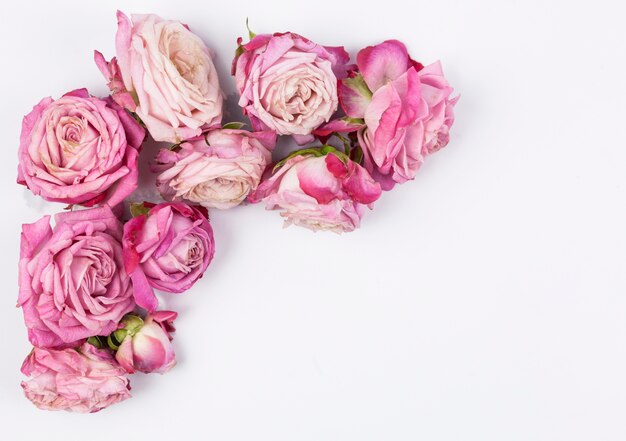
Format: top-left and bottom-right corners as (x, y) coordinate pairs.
(357, 40), (410, 92)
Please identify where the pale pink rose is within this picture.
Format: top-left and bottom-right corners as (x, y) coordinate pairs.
(17, 88), (144, 207)
(115, 311), (177, 374)
(18, 206), (135, 349)
(21, 343), (131, 413)
(248, 149), (381, 233)
(154, 129), (276, 209)
(123, 202), (215, 312)
(329, 40), (458, 190)
(95, 11), (223, 143)
(232, 32), (349, 136)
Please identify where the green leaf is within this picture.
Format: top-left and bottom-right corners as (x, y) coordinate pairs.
(272, 147), (327, 173)
(222, 122), (247, 130)
(130, 202), (151, 218)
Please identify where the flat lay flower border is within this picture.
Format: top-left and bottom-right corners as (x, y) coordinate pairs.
(16, 11), (458, 412)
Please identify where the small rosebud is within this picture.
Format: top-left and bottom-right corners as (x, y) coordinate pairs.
(115, 311), (177, 374)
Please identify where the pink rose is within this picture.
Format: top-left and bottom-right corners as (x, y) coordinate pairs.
(17, 88), (144, 207)
(123, 202), (215, 311)
(335, 40), (458, 190)
(115, 311), (177, 374)
(18, 206), (135, 349)
(248, 148), (381, 233)
(154, 129), (276, 209)
(95, 11), (223, 143)
(232, 32), (349, 136)
(21, 343), (131, 413)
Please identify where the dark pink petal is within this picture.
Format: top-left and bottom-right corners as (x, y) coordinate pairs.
(297, 156), (341, 204)
(105, 147), (139, 208)
(323, 45), (351, 79)
(130, 269), (158, 312)
(325, 153), (348, 179)
(343, 162), (382, 204)
(20, 216), (52, 260)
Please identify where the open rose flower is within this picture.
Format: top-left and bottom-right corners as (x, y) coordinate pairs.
(17, 88), (144, 207)
(21, 343), (131, 413)
(248, 148), (381, 233)
(123, 202), (215, 311)
(18, 206), (135, 349)
(95, 11), (223, 143)
(325, 40), (458, 190)
(115, 311), (177, 374)
(232, 32), (348, 137)
(154, 128), (276, 209)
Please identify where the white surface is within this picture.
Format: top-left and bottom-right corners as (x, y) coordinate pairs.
(1, 1), (625, 440)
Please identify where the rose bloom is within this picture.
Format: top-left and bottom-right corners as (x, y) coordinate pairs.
(17, 88), (144, 207)
(123, 202), (215, 311)
(18, 206), (135, 349)
(248, 150), (381, 233)
(116, 311), (177, 374)
(155, 129), (276, 209)
(95, 11), (223, 143)
(337, 40), (458, 190)
(21, 343), (131, 413)
(232, 32), (348, 136)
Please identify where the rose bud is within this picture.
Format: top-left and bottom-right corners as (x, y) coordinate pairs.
(123, 202), (215, 311)
(95, 11), (223, 143)
(154, 128), (276, 209)
(232, 31), (349, 137)
(248, 146), (381, 233)
(20, 343), (131, 413)
(112, 311), (177, 374)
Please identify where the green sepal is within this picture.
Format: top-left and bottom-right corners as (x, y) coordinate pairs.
(235, 45), (245, 59)
(121, 314), (144, 337)
(344, 116), (366, 126)
(272, 147), (327, 173)
(87, 336), (105, 349)
(107, 329), (128, 351)
(343, 74), (373, 100)
(222, 122), (247, 130)
(246, 18), (256, 40)
(327, 149), (350, 164)
(130, 202), (151, 218)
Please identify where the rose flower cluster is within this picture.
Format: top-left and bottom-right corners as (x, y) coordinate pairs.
(15, 11), (457, 412)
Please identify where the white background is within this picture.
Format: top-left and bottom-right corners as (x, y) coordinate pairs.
(0, 0), (625, 440)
